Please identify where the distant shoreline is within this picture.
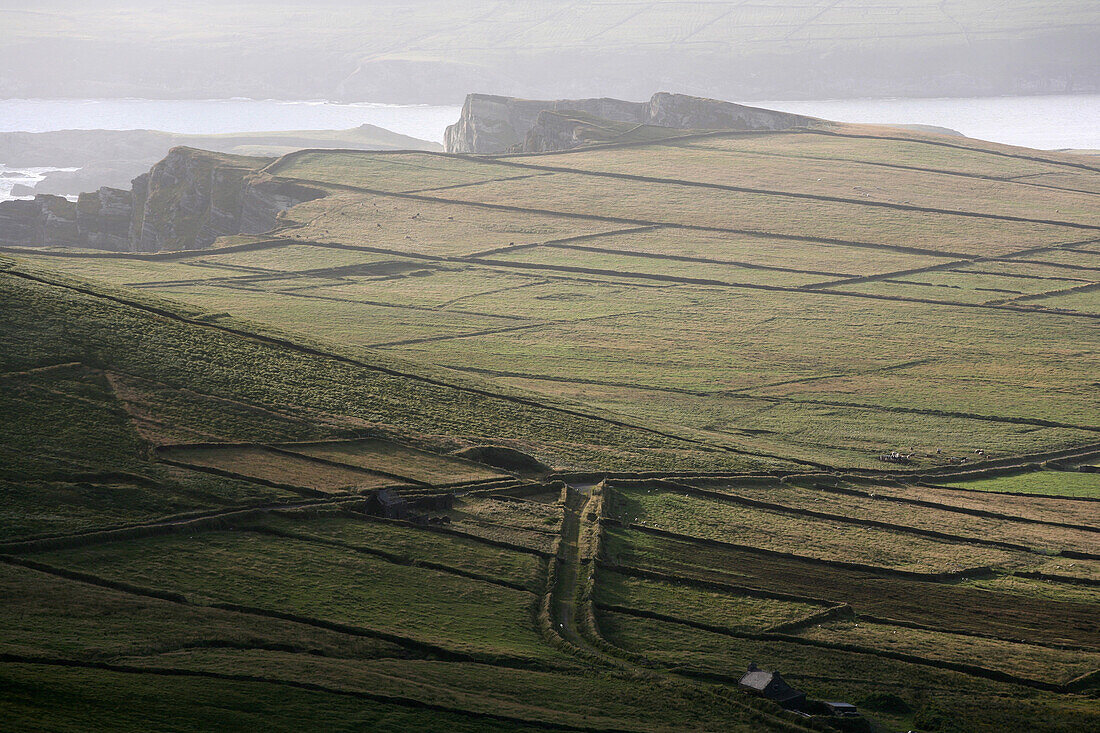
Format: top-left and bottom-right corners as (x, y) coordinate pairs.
(2, 94), (1096, 150)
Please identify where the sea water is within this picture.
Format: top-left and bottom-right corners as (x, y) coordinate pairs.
(0, 98), (462, 143)
(0, 164), (79, 202)
(753, 94), (1100, 151)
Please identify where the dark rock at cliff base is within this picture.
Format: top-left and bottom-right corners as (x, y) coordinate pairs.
(0, 147), (323, 252)
(445, 92), (820, 154)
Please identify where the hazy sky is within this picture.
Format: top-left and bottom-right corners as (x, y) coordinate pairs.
(1, 1), (1097, 103)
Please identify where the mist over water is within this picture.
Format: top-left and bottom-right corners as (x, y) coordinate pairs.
(1, 95), (1096, 151)
(755, 94), (1100, 150)
(0, 99), (462, 144)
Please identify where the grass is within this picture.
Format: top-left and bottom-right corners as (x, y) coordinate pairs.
(269, 152), (523, 193)
(1028, 287), (1100, 314)
(490, 246), (832, 287)
(689, 480), (1100, 554)
(0, 562), (406, 662)
(0, 663), (554, 733)
(506, 141), (1100, 225)
(429, 169), (1080, 256)
(605, 485), (1027, 573)
(520, 226), (957, 276)
(869, 483), (1099, 527)
(597, 610), (1100, 733)
(160, 446), (397, 493)
(2, 126), (1099, 730)
(798, 619), (1100, 684)
(0, 365), (302, 540)
(600, 526), (1098, 647)
(192, 244), (413, 272)
(689, 132), (1090, 180)
(593, 569), (820, 632)
(286, 439), (503, 484)
(2, 265), (758, 474)
(445, 496), (562, 554)
(259, 513), (544, 591)
(10, 133), (1097, 472)
(34, 531), (561, 664)
(935, 470), (1100, 498)
(282, 190), (624, 257)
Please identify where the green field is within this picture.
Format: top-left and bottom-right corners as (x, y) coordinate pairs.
(935, 470), (1100, 497)
(1, 120), (1098, 730)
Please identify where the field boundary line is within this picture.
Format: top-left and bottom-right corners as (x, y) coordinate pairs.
(271, 174), (980, 259)
(446, 155), (1100, 231)
(455, 253), (1100, 319)
(603, 520), (998, 581)
(806, 482), (1100, 533)
(0, 654), (624, 732)
(853, 613), (1100, 653)
(249, 525), (536, 593)
(593, 604), (1067, 693)
(597, 562), (839, 607)
(3, 266), (811, 465)
(332, 510), (555, 558)
(669, 140), (1100, 197)
(0, 555), (550, 669)
(660, 479), (1074, 556)
(545, 241), (852, 277)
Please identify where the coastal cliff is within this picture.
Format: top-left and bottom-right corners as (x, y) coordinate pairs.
(445, 92), (819, 154)
(0, 148), (321, 252)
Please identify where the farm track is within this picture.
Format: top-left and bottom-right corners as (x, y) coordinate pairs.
(545, 489), (818, 733)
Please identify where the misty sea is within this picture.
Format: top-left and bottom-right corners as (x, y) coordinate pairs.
(1, 94), (1096, 202)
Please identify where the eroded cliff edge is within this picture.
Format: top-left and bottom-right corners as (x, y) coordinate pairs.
(444, 92), (820, 154)
(0, 147), (322, 252)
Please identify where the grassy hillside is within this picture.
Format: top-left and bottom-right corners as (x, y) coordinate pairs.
(1, 123), (1097, 731)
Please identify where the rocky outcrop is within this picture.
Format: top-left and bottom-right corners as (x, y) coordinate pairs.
(645, 92), (813, 132)
(523, 112), (626, 153)
(445, 92), (820, 154)
(0, 195), (81, 249)
(127, 147), (274, 252)
(76, 187), (133, 250)
(445, 94), (647, 153)
(0, 147), (323, 252)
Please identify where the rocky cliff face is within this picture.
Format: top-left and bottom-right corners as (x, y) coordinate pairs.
(0, 147), (322, 252)
(445, 92), (820, 154)
(444, 94), (647, 154)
